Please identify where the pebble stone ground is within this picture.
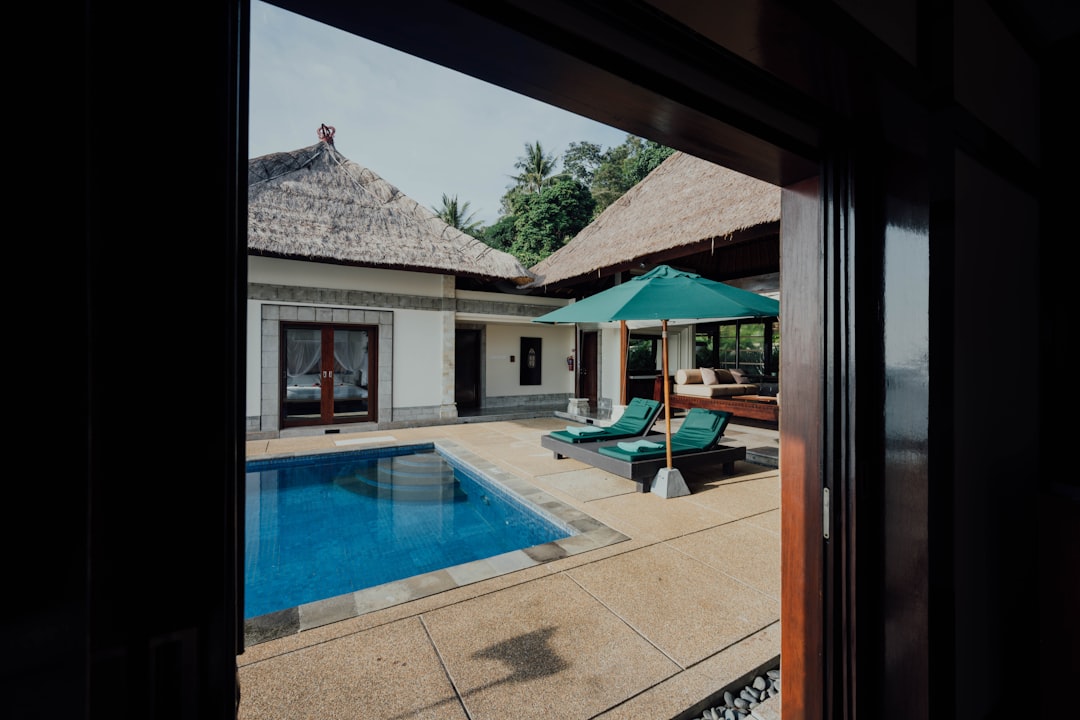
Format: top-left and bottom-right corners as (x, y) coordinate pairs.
(689, 665), (780, 720)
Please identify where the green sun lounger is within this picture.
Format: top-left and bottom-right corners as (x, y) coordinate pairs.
(597, 408), (732, 461)
(545, 397), (663, 444)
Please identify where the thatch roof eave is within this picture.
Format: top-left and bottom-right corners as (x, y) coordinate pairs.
(525, 151), (781, 287)
(247, 139), (534, 284)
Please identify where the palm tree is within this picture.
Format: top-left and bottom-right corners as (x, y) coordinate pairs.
(511, 140), (564, 194)
(432, 194), (482, 235)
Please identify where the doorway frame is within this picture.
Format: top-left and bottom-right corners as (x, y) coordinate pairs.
(454, 325), (484, 410)
(579, 330), (598, 411)
(258, 303), (394, 432)
(279, 321), (379, 428)
(247, 6), (833, 715)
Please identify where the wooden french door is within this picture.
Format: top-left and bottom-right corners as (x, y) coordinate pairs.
(281, 323), (377, 427)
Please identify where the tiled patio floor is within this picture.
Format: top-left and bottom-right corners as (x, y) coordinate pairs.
(238, 415), (781, 720)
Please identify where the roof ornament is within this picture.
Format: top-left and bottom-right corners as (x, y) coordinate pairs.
(317, 124), (336, 145)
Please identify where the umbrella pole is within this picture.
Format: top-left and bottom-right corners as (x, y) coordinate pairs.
(661, 320), (672, 469)
(620, 320), (628, 406)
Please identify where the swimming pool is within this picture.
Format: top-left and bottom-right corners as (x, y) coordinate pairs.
(244, 443), (577, 620)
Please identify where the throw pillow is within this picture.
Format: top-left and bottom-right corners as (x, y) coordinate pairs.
(699, 367), (718, 385)
(713, 368), (735, 384)
(729, 368), (749, 384)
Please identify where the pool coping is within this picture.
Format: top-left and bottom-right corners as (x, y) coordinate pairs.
(243, 439), (630, 646)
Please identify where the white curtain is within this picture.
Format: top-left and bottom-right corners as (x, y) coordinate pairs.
(285, 329), (321, 379)
(333, 330), (369, 386)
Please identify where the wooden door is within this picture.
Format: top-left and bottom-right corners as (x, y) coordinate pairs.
(581, 331), (598, 410)
(281, 324), (374, 427)
(454, 329), (481, 409)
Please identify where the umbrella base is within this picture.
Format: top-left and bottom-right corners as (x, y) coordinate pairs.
(651, 467), (691, 498)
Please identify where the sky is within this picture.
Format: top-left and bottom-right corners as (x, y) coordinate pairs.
(248, 1), (633, 227)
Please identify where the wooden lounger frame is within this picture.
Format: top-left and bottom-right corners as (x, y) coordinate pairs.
(540, 433), (746, 492)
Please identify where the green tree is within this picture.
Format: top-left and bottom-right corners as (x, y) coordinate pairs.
(489, 135), (672, 266)
(589, 141), (631, 214)
(510, 140), (564, 194)
(627, 338), (659, 373)
(563, 141), (604, 186)
(481, 215), (516, 252)
(622, 138), (674, 186)
(589, 136), (675, 215)
(508, 177), (595, 266)
(431, 193), (483, 237)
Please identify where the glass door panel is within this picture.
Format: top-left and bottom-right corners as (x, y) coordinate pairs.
(283, 327), (324, 423)
(282, 324), (376, 427)
(331, 329), (370, 420)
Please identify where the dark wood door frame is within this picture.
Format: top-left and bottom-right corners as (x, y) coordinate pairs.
(281, 322), (377, 429)
(781, 176), (826, 720)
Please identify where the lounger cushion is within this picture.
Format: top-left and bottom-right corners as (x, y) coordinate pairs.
(546, 397), (662, 444)
(699, 366), (718, 384)
(597, 409), (731, 461)
(598, 444), (669, 461)
(566, 425), (605, 436)
(669, 410), (724, 449)
(616, 439), (664, 452)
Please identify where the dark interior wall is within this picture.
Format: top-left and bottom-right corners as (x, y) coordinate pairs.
(1038, 26), (1079, 712)
(952, 151), (1039, 716)
(71, 3), (247, 718)
(942, 4), (1051, 715)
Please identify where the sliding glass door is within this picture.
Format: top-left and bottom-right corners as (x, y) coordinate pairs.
(281, 323), (377, 427)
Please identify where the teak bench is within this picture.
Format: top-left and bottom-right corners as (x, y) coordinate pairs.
(652, 376), (780, 425)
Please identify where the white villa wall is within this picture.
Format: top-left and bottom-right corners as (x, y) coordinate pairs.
(596, 323), (696, 412)
(456, 289), (567, 311)
(484, 323), (575, 397)
(600, 327), (623, 409)
(392, 309), (443, 406)
(250, 256), (445, 296)
(245, 257), (573, 436)
(668, 326), (695, 372)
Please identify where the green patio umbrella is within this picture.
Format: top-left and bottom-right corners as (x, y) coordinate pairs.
(532, 264), (779, 496)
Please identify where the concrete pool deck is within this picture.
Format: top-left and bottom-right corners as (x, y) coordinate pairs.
(238, 415), (781, 720)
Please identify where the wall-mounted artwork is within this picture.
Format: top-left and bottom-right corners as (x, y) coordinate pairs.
(520, 337), (541, 385)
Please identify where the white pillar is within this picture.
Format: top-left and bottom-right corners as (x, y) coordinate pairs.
(440, 275), (459, 420)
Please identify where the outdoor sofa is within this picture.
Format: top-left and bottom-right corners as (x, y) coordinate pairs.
(654, 368), (779, 424)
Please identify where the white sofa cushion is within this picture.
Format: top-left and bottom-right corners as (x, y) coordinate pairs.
(673, 383), (758, 397)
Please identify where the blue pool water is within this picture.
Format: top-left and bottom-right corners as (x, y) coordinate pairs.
(244, 444), (573, 619)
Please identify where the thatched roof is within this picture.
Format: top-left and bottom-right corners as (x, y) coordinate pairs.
(248, 138), (534, 285)
(525, 151), (780, 288)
